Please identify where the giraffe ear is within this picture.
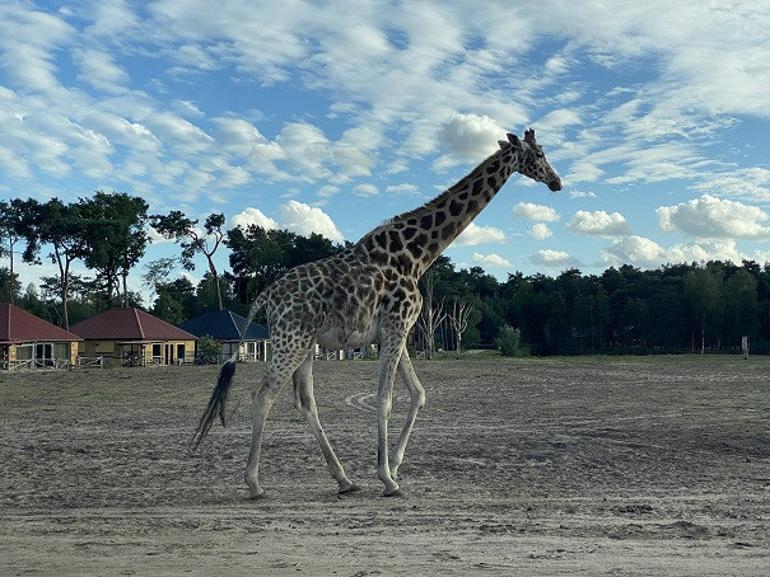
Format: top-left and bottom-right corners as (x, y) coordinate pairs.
(506, 133), (521, 147)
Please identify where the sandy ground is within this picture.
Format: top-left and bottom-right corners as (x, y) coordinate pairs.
(0, 356), (768, 576)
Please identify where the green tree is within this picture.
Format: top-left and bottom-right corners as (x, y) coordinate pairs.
(227, 225), (342, 304)
(684, 267), (722, 353)
(197, 334), (221, 364)
(496, 325), (527, 357)
(80, 192), (149, 307)
(723, 268), (759, 348)
(0, 199), (36, 305)
(0, 267), (20, 304)
(20, 198), (88, 329)
(151, 277), (197, 324)
(595, 284), (610, 351)
(150, 211), (227, 310)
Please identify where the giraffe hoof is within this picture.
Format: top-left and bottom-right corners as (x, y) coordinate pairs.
(247, 489), (266, 500)
(338, 482), (361, 495)
(383, 487), (404, 498)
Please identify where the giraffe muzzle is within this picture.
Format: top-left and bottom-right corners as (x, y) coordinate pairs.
(548, 179), (562, 192)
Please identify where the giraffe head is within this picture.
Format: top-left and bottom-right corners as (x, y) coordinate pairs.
(501, 129), (562, 192)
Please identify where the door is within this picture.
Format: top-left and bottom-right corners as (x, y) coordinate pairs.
(35, 343), (54, 367)
(165, 343), (174, 365)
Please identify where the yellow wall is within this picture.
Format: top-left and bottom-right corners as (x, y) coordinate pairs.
(4, 341), (79, 368)
(78, 339), (196, 367)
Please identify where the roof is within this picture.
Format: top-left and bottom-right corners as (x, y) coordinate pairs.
(0, 303), (82, 344)
(70, 308), (198, 341)
(178, 310), (269, 341)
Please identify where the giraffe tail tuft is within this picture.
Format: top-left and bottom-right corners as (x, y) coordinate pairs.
(190, 354), (238, 451)
(190, 291), (267, 451)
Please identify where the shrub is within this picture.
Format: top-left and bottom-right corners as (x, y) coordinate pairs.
(197, 334), (221, 364)
(495, 325), (527, 357)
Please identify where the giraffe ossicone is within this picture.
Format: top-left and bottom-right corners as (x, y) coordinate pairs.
(191, 129), (562, 498)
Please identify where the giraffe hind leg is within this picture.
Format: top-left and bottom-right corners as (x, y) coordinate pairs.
(243, 346), (308, 499)
(292, 352), (359, 494)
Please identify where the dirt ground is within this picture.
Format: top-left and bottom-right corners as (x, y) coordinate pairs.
(0, 356), (768, 576)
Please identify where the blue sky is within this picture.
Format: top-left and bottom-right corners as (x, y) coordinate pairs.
(2, 0), (770, 299)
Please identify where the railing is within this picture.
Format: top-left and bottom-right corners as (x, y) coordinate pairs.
(121, 355), (145, 367)
(4, 358), (72, 371)
(77, 356), (105, 369)
(315, 348), (372, 361)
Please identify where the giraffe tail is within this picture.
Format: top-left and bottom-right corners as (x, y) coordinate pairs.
(190, 292), (267, 451)
(190, 353), (238, 450)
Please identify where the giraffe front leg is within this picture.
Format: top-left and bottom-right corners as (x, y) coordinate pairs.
(292, 352), (359, 495)
(376, 336), (404, 497)
(389, 350), (425, 481)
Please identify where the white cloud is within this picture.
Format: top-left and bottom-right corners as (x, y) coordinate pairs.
(173, 99), (204, 118)
(657, 194), (770, 239)
(568, 188), (597, 199)
(454, 222), (507, 246)
(74, 48), (130, 93)
(602, 236), (760, 268)
(212, 116), (286, 179)
(472, 252), (511, 268)
(354, 183), (379, 196)
(530, 249), (578, 268)
(232, 207), (278, 231)
(386, 183), (419, 195)
(665, 240), (746, 265)
(535, 108), (582, 132)
(513, 202), (560, 222)
(318, 185), (340, 198)
(602, 236), (666, 268)
(529, 223), (553, 240)
(0, 4), (74, 93)
(692, 168), (770, 201)
(566, 161), (604, 184)
(233, 202), (344, 241)
(86, 0), (139, 37)
(569, 210), (631, 236)
(145, 112), (214, 153)
(275, 121), (376, 183)
(434, 112), (506, 169)
(278, 200), (344, 241)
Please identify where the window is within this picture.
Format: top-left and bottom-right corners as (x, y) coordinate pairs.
(177, 343), (185, 360)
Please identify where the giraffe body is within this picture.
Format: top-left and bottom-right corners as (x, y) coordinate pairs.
(192, 130), (561, 497)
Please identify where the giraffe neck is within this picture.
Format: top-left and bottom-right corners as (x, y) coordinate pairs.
(356, 146), (521, 279)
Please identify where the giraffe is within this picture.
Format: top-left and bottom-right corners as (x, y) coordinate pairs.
(191, 129), (562, 497)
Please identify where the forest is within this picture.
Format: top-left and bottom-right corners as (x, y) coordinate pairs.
(2, 192), (769, 356)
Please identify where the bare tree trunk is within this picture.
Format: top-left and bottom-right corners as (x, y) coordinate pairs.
(54, 248), (71, 330)
(448, 298), (472, 356)
(700, 321), (705, 355)
(417, 271), (445, 360)
(8, 238), (14, 305)
(206, 255), (223, 311)
(122, 272), (129, 307)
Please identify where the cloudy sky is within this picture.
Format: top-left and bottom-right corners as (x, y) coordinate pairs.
(2, 0), (770, 294)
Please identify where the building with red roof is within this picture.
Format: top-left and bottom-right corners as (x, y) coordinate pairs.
(70, 308), (197, 367)
(0, 303), (82, 369)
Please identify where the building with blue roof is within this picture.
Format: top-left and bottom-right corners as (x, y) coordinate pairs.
(179, 310), (271, 362)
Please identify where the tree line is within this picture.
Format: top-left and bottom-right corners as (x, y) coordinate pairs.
(2, 192), (769, 355)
